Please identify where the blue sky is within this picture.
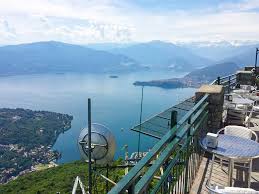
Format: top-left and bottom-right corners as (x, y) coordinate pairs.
(123, 0), (238, 10)
(0, 0), (259, 45)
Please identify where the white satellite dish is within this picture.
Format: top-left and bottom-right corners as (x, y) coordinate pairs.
(78, 123), (116, 165)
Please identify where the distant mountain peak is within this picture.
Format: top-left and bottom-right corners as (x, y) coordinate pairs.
(17, 40), (67, 46)
(110, 40), (212, 70)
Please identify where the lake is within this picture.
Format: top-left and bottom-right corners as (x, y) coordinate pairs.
(0, 71), (196, 163)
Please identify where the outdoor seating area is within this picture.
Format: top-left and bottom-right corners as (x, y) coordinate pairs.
(191, 84), (259, 193)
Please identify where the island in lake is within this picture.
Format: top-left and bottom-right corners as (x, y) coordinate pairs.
(0, 108), (73, 184)
(109, 75), (119, 78)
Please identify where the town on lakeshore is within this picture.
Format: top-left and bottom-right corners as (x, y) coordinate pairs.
(0, 108), (72, 183)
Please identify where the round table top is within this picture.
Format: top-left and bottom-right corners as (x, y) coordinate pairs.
(233, 89), (250, 94)
(247, 95), (259, 101)
(232, 97), (254, 105)
(201, 134), (259, 160)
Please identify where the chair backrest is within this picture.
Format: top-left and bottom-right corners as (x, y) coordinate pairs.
(246, 85), (252, 91)
(222, 125), (258, 142)
(245, 109), (253, 123)
(241, 85), (252, 91)
(224, 125), (252, 139)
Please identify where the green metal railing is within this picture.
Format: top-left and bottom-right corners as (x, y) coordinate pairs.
(108, 73), (237, 194)
(215, 74), (237, 93)
(108, 94), (209, 194)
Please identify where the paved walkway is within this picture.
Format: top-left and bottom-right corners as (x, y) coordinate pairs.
(190, 156), (259, 193)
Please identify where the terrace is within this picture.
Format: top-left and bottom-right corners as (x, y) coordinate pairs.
(108, 66), (259, 193)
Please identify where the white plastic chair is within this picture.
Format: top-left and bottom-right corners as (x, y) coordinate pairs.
(217, 125), (258, 142)
(245, 110), (253, 128)
(244, 108), (259, 128)
(252, 105), (259, 113)
(240, 85), (256, 91)
(206, 180), (259, 194)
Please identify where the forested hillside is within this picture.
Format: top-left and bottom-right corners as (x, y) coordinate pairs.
(0, 160), (124, 194)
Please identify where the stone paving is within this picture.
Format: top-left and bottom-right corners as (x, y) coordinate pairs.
(190, 156), (259, 193)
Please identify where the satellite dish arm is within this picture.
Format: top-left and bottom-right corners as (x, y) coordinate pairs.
(72, 176), (87, 194)
(72, 176), (79, 194)
(93, 171), (116, 186)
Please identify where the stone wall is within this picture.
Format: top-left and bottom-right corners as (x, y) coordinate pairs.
(195, 85), (224, 133)
(236, 70), (254, 86)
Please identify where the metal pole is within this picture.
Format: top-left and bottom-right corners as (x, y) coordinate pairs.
(88, 98), (92, 194)
(228, 76), (231, 94)
(184, 127), (191, 193)
(106, 164), (109, 193)
(255, 48), (258, 72)
(137, 86), (144, 158)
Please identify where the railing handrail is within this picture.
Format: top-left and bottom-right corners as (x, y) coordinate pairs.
(211, 73), (237, 92)
(108, 94), (209, 194)
(134, 102), (209, 193)
(219, 73), (236, 81)
(210, 80), (217, 85)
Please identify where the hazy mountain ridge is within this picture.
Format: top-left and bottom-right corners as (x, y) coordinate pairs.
(0, 40), (257, 76)
(134, 62), (240, 88)
(179, 41), (259, 62)
(85, 42), (136, 51)
(89, 41), (259, 69)
(0, 41), (142, 75)
(221, 44), (259, 66)
(184, 62), (240, 82)
(110, 40), (213, 71)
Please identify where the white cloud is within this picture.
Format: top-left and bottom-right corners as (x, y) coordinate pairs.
(0, 0), (258, 44)
(0, 19), (17, 43)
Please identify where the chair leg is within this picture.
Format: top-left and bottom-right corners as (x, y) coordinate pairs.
(228, 159), (234, 187)
(248, 160), (252, 188)
(220, 158), (227, 171)
(208, 154), (215, 187)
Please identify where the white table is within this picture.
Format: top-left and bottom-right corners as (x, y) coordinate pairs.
(233, 89), (250, 95)
(201, 134), (259, 187)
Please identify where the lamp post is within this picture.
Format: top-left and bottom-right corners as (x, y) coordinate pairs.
(88, 98), (92, 194)
(255, 48), (259, 73)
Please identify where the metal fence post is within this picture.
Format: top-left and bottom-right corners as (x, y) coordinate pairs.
(170, 110), (177, 129)
(184, 118), (192, 194)
(255, 48), (258, 72)
(128, 184), (135, 194)
(228, 76), (231, 94)
(217, 77), (220, 85)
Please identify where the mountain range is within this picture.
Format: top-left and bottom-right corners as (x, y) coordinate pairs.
(0, 41), (141, 75)
(109, 40), (212, 71)
(179, 41), (259, 66)
(0, 40), (258, 76)
(87, 40), (259, 67)
(134, 62), (241, 88)
(222, 45), (259, 66)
